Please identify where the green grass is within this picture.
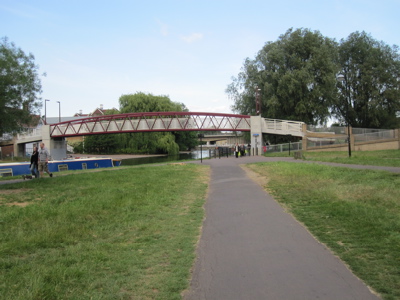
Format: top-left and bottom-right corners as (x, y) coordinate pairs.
(303, 150), (400, 167)
(0, 157), (28, 163)
(0, 175), (21, 181)
(247, 162), (400, 300)
(265, 149), (400, 167)
(264, 151), (297, 158)
(0, 164), (209, 300)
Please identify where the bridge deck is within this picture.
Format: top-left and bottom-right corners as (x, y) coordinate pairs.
(14, 112), (305, 141)
(50, 112), (252, 137)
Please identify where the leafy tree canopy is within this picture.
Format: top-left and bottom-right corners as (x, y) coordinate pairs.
(80, 108), (121, 154)
(227, 28), (338, 125)
(119, 92), (182, 113)
(227, 28), (400, 129)
(75, 93), (198, 155)
(117, 92), (195, 154)
(335, 31), (400, 129)
(0, 37), (43, 135)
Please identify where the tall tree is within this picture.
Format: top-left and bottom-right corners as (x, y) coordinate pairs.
(172, 102), (198, 151)
(227, 28), (339, 125)
(119, 92), (182, 112)
(335, 31), (400, 129)
(80, 108), (121, 154)
(118, 92), (194, 155)
(0, 37), (43, 135)
(82, 133), (120, 154)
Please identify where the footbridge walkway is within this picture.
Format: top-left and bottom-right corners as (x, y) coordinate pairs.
(10, 112), (304, 159)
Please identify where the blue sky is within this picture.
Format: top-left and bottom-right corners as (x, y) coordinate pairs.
(1, 0), (399, 118)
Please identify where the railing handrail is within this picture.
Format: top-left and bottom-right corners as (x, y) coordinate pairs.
(16, 128), (42, 140)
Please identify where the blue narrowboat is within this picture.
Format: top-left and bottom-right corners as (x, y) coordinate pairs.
(0, 157), (121, 177)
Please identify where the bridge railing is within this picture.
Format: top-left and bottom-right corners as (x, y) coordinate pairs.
(0, 133), (14, 142)
(262, 118), (304, 136)
(16, 128), (42, 141)
(50, 112), (251, 137)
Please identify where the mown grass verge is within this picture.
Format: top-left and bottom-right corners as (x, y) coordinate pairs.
(246, 162), (400, 300)
(265, 149), (400, 167)
(0, 164), (209, 299)
(303, 150), (400, 167)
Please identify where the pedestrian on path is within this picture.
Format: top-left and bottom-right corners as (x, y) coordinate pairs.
(38, 142), (53, 178)
(30, 146), (39, 178)
(235, 143), (239, 158)
(241, 144), (245, 157)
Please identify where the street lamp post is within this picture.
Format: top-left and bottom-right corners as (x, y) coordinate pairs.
(255, 87), (262, 115)
(44, 99), (50, 124)
(287, 134), (292, 156)
(336, 74), (352, 157)
(57, 101), (61, 123)
(198, 134), (204, 163)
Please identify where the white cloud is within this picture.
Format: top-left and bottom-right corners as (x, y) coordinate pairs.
(156, 19), (169, 36)
(181, 33), (204, 43)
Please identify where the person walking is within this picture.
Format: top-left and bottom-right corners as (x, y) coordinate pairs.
(38, 142), (53, 178)
(235, 143), (239, 158)
(30, 146), (39, 178)
(241, 144), (245, 157)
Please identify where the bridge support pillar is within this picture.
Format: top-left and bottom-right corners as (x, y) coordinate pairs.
(250, 116), (264, 155)
(14, 143), (25, 158)
(398, 129), (400, 150)
(302, 124), (308, 151)
(41, 125), (67, 160)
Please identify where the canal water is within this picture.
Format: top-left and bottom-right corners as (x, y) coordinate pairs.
(122, 150), (214, 166)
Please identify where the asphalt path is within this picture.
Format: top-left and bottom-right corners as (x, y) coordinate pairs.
(184, 156), (386, 300)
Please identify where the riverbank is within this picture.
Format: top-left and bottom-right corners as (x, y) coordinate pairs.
(69, 153), (168, 160)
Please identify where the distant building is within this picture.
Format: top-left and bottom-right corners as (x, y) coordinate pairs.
(73, 109), (89, 117)
(74, 104), (119, 118)
(91, 104), (119, 116)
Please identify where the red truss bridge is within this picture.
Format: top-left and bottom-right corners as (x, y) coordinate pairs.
(50, 112), (252, 138)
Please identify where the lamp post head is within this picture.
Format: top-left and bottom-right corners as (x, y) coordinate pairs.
(337, 74), (345, 82)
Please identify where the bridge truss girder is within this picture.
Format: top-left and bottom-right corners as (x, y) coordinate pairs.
(50, 112), (251, 138)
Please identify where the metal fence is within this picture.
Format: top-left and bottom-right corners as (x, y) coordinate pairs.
(353, 129), (396, 143)
(268, 126), (398, 152)
(306, 136), (347, 148)
(306, 125), (346, 135)
(266, 142), (302, 153)
(306, 126), (397, 149)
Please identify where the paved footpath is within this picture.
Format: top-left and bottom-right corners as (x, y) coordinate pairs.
(184, 156), (387, 300)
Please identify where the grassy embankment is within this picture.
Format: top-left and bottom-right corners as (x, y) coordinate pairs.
(247, 151), (399, 300)
(266, 149), (400, 167)
(0, 164), (209, 299)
